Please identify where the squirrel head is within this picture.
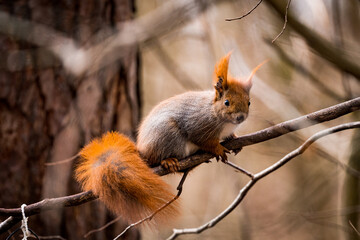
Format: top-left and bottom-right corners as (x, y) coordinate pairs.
(212, 52), (265, 124)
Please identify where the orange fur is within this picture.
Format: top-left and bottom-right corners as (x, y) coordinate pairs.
(75, 132), (178, 224)
(215, 52), (267, 94)
(213, 51), (231, 87)
(212, 53), (266, 122)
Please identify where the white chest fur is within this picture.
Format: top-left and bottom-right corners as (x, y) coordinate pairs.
(185, 141), (199, 156)
(219, 123), (238, 140)
(184, 123), (238, 156)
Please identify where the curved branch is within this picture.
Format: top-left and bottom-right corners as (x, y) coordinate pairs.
(0, 191), (96, 218)
(266, 0), (360, 80)
(0, 97), (359, 233)
(271, 0), (292, 43)
(225, 0), (263, 21)
(167, 121), (360, 239)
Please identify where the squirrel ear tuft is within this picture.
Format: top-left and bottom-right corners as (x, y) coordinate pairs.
(244, 59), (268, 92)
(213, 52), (232, 99)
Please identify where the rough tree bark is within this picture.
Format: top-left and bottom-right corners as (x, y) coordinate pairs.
(0, 1), (140, 239)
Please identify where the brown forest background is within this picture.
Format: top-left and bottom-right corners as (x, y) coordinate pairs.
(0, 0), (359, 239)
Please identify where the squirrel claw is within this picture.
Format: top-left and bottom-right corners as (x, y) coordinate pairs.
(161, 158), (180, 172)
(232, 147), (242, 155)
(220, 152), (228, 162)
(214, 145), (229, 162)
(221, 147), (230, 162)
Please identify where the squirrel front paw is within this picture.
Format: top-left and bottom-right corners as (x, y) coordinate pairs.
(161, 158), (180, 172)
(214, 145), (230, 162)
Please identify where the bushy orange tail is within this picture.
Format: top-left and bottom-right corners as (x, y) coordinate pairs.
(75, 132), (179, 223)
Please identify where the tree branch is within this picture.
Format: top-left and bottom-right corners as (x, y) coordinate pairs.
(0, 97), (359, 233)
(266, 0), (360, 80)
(113, 170), (190, 240)
(0, 191), (96, 218)
(167, 121), (360, 239)
(271, 0), (292, 43)
(225, 0), (263, 21)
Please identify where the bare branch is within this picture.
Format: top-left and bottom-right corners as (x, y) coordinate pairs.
(167, 121), (360, 239)
(222, 97), (360, 151)
(44, 154), (79, 166)
(223, 161), (254, 179)
(113, 170), (189, 240)
(266, 0), (360, 80)
(225, 0), (263, 21)
(349, 220), (360, 236)
(271, 0), (292, 43)
(0, 97), (359, 234)
(0, 216), (21, 234)
(0, 191), (96, 218)
(83, 216), (121, 238)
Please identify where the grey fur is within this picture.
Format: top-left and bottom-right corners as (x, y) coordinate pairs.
(137, 91), (239, 166)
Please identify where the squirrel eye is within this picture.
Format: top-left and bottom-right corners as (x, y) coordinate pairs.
(224, 100), (230, 106)
(248, 101), (251, 107)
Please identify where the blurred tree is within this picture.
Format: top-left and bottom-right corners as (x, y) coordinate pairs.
(343, 126), (360, 240)
(0, 0), (140, 239)
(0, 0), (359, 239)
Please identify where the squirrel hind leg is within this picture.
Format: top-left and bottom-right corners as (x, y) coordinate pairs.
(161, 158), (180, 172)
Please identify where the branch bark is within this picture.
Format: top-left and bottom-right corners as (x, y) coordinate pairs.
(0, 97), (359, 233)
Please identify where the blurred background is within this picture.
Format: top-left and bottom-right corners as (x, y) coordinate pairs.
(0, 0), (359, 239)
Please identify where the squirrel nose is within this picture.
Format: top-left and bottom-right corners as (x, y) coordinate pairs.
(236, 115), (244, 123)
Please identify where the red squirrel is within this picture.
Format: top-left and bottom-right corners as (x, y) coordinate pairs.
(75, 52), (263, 224)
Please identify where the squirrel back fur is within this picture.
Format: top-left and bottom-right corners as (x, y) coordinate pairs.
(75, 132), (178, 223)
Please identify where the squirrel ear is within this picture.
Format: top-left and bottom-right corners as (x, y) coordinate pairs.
(243, 59), (268, 92)
(213, 52), (232, 99)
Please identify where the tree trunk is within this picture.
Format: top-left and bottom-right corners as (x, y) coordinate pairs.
(0, 0), (140, 239)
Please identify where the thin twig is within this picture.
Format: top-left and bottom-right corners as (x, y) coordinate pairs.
(225, 0), (263, 21)
(272, 0), (291, 43)
(224, 161), (254, 179)
(44, 154), (79, 166)
(167, 122), (360, 239)
(266, 0), (360, 79)
(113, 170), (190, 240)
(84, 216), (122, 238)
(349, 220), (360, 236)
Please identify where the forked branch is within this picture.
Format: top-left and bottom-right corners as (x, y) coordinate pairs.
(167, 121), (360, 239)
